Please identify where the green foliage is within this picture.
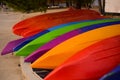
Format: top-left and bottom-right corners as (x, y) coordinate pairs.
(3, 0), (48, 13)
(2, 0), (95, 13)
(74, 0), (95, 9)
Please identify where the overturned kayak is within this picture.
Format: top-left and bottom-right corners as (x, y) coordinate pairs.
(2, 20), (90, 55)
(44, 35), (120, 80)
(15, 19), (119, 56)
(31, 24), (120, 69)
(1, 38), (28, 55)
(1, 18), (109, 55)
(13, 20), (90, 52)
(1, 30), (49, 55)
(100, 65), (120, 80)
(13, 9), (104, 37)
(25, 20), (120, 62)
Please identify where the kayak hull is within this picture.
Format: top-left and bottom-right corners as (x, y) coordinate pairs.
(13, 9), (103, 37)
(44, 35), (120, 80)
(15, 19), (120, 57)
(31, 24), (120, 69)
(25, 20), (120, 62)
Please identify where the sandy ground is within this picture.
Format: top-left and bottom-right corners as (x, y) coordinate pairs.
(0, 9), (68, 80)
(0, 12), (24, 80)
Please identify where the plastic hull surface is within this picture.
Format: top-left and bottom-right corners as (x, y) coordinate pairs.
(15, 19), (120, 56)
(31, 24), (120, 69)
(25, 20), (120, 62)
(45, 36), (120, 80)
(13, 9), (104, 37)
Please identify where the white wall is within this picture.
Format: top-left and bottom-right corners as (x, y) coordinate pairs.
(105, 0), (120, 13)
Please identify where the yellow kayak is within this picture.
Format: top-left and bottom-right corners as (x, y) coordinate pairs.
(31, 24), (120, 69)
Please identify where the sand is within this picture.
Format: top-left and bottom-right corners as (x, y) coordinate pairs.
(0, 8), (67, 80)
(0, 12), (24, 80)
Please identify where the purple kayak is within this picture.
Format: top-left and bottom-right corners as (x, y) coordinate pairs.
(25, 29), (81, 62)
(25, 20), (120, 62)
(1, 38), (28, 55)
(1, 30), (49, 55)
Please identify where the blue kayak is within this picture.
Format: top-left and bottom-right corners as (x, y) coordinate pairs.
(100, 65), (120, 80)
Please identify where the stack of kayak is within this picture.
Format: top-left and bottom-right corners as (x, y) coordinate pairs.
(1, 8), (120, 80)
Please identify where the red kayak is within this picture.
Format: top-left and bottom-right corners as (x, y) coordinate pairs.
(13, 9), (105, 37)
(45, 35), (120, 80)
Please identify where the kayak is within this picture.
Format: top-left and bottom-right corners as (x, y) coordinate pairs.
(44, 35), (120, 80)
(1, 30), (49, 55)
(1, 20), (91, 55)
(1, 18), (111, 55)
(13, 9), (104, 37)
(13, 9), (102, 37)
(100, 65), (120, 80)
(25, 20), (120, 62)
(15, 19), (120, 56)
(16, 15), (105, 37)
(1, 38), (28, 55)
(2, 19), (81, 55)
(31, 24), (120, 69)
(13, 20), (90, 52)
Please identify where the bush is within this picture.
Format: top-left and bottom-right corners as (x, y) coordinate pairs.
(74, 0), (95, 9)
(1, 0), (95, 13)
(3, 0), (48, 13)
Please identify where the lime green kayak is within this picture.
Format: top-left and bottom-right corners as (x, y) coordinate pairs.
(15, 18), (120, 56)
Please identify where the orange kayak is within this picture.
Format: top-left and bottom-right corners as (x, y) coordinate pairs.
(44, 35), (120, 80)
(31, 24), (120, 69)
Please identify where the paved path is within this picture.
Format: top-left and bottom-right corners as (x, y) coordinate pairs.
(0, 12), (24, 80)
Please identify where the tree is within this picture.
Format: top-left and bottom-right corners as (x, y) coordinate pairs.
(66, 0), (73, 7)
(3, 0), (95, 13)
(75, 0), (95, 9)
(4, 0), (48, 13)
